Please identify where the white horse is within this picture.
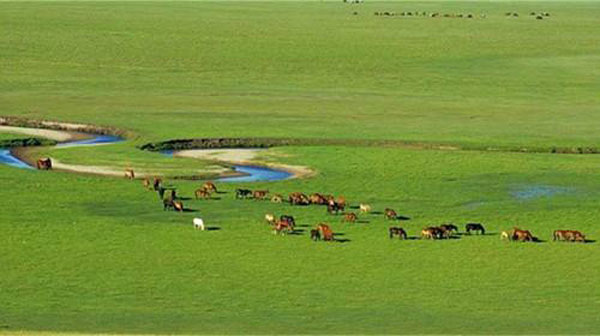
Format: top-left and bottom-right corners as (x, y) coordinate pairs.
(359, 204), (371, 214)
(193, 218), (205, 230)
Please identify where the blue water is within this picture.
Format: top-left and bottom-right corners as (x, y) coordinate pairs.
(218, 165), (293, 183)
(56, 135), (124, 148)
(1, 135), (292, 182)
(0, 134), (124, 169)
(160, 150), (292, 182)
(0, 149), (34, 169)
(512, 185), (572, 200)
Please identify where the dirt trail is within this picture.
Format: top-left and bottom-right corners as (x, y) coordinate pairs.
(0, 125), (76, 142)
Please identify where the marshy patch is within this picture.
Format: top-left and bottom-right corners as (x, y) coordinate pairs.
(511, 184), (573, 201)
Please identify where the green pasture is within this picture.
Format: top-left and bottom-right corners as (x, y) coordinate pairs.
(2, 146), (600, 334)
(2, 1), (600, 334)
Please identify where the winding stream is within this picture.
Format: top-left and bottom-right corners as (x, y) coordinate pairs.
(0, 133), (292, 182)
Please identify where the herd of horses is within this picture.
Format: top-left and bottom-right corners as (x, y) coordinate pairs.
(31, 162), (589, 244)
(134, 175), (588, 244)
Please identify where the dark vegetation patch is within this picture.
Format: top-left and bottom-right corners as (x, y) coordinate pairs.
(0, 137), (57, 148)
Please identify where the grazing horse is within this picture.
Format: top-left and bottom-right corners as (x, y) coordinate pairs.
(359, 204), (371, 214)
(280, 215), (295, 228)
(317, 223), (334, 241)
(310, 229), (321, 241)
(142, 178), (151, 190)
(327, 200), (342, 215)
(289, 192), (309, 206)
(271, 194), (283, 203)
(236, 188), (252, 199)
(193, 218), (205, 230)
(203, 181), (217, 193)
(389, 227), (407, 239)
(501, 231), (511, 241)
(440, 224), (458, 234)
(173, 200), (184, 212)
(512, 228), (533, 242)
(309, 193), (328, 205)
(336, 196), (347, 210)
(465, 223), (485, 235)
(195, 189), (211, 199)
(163, 198), (174, 211)
(384, 208), (397, 220)
(36, 158), (52, 170)
(273, 220), (293, 235)
(553, 230), (585, 242)
(253, 190), (269, 200)
(124, 169), (135, 179)
(153, 177), (162, 191)
(342, 213), (358, 223)
(421, 227), (444, 240)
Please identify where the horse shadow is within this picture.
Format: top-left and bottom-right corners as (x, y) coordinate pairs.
(371, 211), (383, 215)
(333, 232), (346, 237)
(335, 238), (351, 243)
(532, 237), (546, 243)
(297, 224), (311, 228)
(182, 208), (198, 213)
(396, 215), (410, 221)
(177, 197), (192, 201)
(348, 205), (360, 210)
(356, 220), (370, 224)
(216, 191), (227, 194)
(584, 239), (596, 243)
(289, 229), (305, 235)
(205, 226), (221, 231)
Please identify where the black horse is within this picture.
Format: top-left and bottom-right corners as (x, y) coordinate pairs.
(235, 188), (252, 199)
(310, 229), (321, 241)
(440, 224), (459, 234)
(465, 223), (485, 235)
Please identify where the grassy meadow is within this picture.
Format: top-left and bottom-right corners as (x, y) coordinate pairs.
(1, 1), (600, 334)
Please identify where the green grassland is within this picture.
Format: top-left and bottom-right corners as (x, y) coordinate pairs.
(2, 1), (600, 335)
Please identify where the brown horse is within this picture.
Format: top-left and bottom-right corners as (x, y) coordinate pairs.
(553, 230), (585, 242)
(124, 169), (135, 179)
(280, 215), (296, 229)
(203, 181), (217, 193)
(273, 220), (293, 235)
(384, 208), (397, 220)
(421, 227), (444, 240)
(36, 158), (52, 170)
(309, 193), (328, 205)
(173, 200), (184, 212)
(389, 227), (407, 239)
(195, 189), (211, 199)
(289, 192), (309, 205)
(440, 224), (458, 234)
(342, 213), (358, 223)
(317, 223), (334, 241)
(142, 178), (151, 190)
(253, 190), (269, 200)
(512, 228), (533, 242)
